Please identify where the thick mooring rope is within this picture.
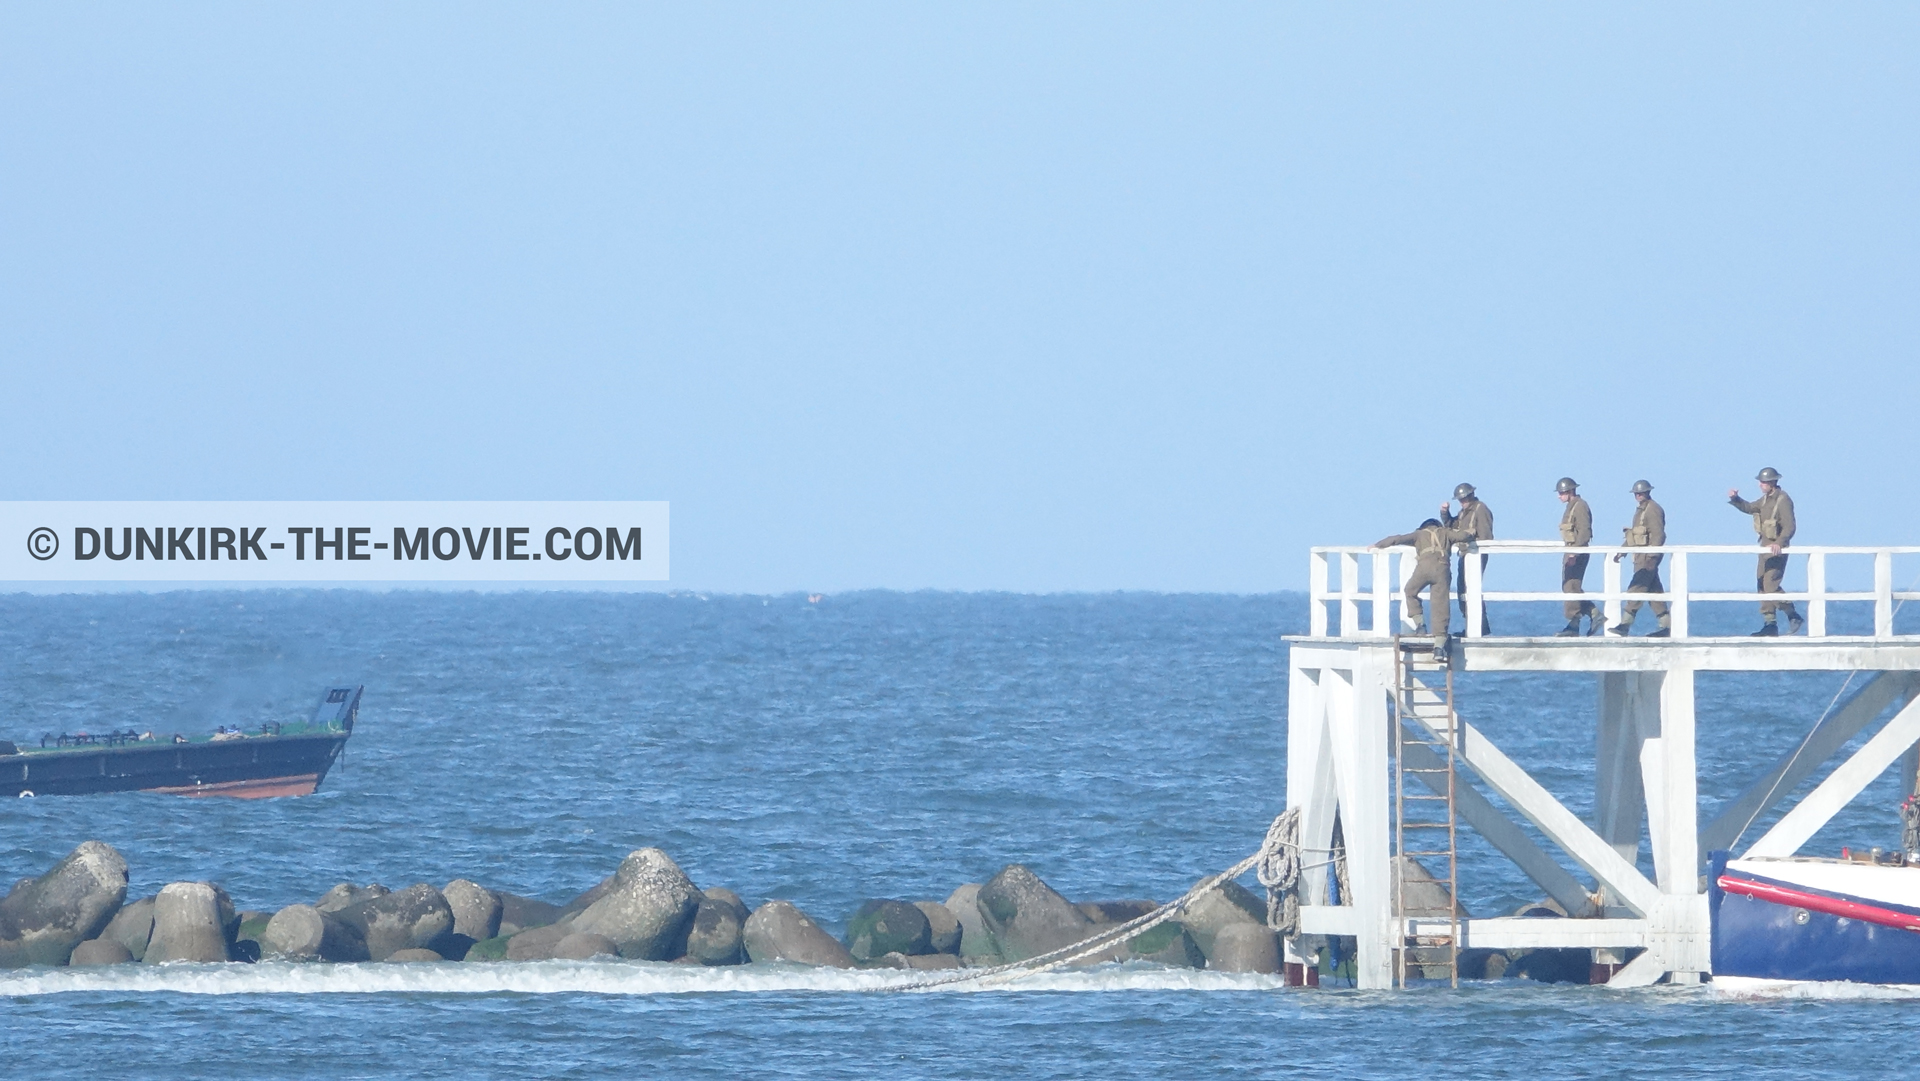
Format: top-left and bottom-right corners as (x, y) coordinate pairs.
(898, 809), (1304, 991)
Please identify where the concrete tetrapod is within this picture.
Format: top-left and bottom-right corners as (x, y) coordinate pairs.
(685, 890), (748, 966)
(333, 884), (456, 961)
(742, 901), (856, 968)
(1178, 878), (1266, 962)
(0, 841), (130, 968)
(315, 883), (389, 914)
(845, 900), (932, 960)
(566, 849), (701, 961)
(442, 879), (503, 942)
(1205, 923), (1281, 973)
(496, 893), (563, 937)
(69, 939), (135, 966)
(261, 904), (369, 962)
(977, 865), (1095, 963)
(100, 895), (155, 962)
(945, 884), (1000, 962)
(914, 901), (962, 955)
(145, 883), (235, 963)
(553, 932), (620, 960)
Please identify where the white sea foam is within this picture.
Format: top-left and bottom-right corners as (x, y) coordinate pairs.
(0, 960), (1286, 997)
(1713, 975), (1920, 1000)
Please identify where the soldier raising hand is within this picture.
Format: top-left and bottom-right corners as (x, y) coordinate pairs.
(1729, 467), (1802, 636)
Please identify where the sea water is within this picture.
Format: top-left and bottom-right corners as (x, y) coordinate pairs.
(0, 590), (1914, 1080)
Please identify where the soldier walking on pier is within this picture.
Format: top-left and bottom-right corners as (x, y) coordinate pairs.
(1609, 480), (1670, 637)
(1556, 477), (1604, 637)
(1729, 467), (1803, 636)
(1442, 482), (1494, 635)
(1373, 518), (1475, 663)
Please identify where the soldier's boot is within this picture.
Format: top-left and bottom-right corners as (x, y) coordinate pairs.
(1609, 613), (1634, 636)
(1587, 612), (1607, 637)
(1555, 620), (1581, 638)
(1648, 617), (1671, 639)
(1786, 607), (1806, 635)
(1751, 621), (1779, 637)
(1432, 637), (1452, 666)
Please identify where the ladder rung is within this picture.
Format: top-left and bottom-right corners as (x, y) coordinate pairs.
(1401, 823), (1454, 830)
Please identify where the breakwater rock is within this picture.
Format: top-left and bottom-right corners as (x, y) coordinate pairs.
(4, 841), (1370, 977)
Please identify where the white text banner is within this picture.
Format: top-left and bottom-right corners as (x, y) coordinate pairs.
(0, 502), (668, 582)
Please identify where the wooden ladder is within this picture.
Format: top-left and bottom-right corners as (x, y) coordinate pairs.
(1392, 638), (1461, 988)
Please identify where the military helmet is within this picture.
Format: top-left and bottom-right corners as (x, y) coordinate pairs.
(1555, 477), (1578, 494)
(1453, 482), (1475, 501)
(1756, 467), (1782, 484)
(1631, 480), (1653, 495)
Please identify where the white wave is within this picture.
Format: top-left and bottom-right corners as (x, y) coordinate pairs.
(0, 960), (1287, 997)
(1713, 975), (1920, 1000)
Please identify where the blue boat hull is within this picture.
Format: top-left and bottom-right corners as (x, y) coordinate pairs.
(1709, 852), (1920, 985)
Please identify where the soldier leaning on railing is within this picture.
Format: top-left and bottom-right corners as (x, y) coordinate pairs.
(1372, 519), (1475, 663)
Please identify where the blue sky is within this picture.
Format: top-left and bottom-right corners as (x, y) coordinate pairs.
(3, 4), (1915, 592)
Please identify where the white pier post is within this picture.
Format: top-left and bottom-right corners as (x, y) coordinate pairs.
(1651, 666), (1706, 982)
(1877, 550), (1895, 638)
(1806, 551), (1827, 638)
(1335, 650), (1393, 989)
(1465, 546), (1484, 638)
(1668, 552), (1689, 639)
(1282, 643), (1395, 989)
(1370, 552), (1391, 638)
(1602, 553), (1622, 630)
(1340, 551), (1359, 638)
(1310, 551), (1329, 637)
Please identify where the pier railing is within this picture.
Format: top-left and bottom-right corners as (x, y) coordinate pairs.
(1308, 543), (1920, 639)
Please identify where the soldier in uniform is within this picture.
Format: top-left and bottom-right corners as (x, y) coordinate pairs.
(1373, 517), (1475, 662)
(1609, 480), (1670, 637)
(1555, 477), (1605, 637)
(1441, 482), (1493, 635)
(1729, 467), (1803, 636)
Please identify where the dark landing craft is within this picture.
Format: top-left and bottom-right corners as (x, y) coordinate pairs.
(0, 686), (360, 799)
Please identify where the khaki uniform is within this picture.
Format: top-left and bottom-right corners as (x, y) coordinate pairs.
(1375, 524), (1475, 645)
(1560, 496), (1596, 622)
(1442, 499), (1494, 628)
(1619, 498), (1669, 628)
(1730, 488), (1799, 621)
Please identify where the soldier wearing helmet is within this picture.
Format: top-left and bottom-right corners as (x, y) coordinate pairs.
(1440, 482), (1494, 635)
(1555, 477), (1604, 637)
(1729, 467), (1802, 636)
(1609, 480), (1670, 637)
(1373, 517), (1475, 663)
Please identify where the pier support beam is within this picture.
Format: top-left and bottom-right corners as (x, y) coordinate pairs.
(1286, 646), (1394, 987)
(1285, 635), (1920, 990)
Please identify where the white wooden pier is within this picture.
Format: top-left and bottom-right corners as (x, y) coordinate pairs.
(1284, 542), (1920, 988)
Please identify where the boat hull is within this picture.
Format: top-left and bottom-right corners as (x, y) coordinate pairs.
(0, 733), (348, 799)
(1710, 852), (1920, 985)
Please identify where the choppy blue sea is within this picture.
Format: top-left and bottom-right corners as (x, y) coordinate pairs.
(1, 590), (1915, 1080)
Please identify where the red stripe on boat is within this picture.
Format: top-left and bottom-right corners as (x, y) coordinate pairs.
(1718, 875), (1920, 933)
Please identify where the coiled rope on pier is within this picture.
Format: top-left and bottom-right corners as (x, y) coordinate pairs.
(898, 809), (1306, 991)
